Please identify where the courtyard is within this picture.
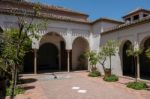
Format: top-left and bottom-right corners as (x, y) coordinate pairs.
(8, 71), (150, 99)
(0, 1), (150, 99)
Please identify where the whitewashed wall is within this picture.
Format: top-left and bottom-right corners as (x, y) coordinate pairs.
(100, 22), (150, 76)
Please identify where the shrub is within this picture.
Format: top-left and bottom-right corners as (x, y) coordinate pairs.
(127, 82), (148, 90)
(103, 74), (118, 82)
(88, 71), (101, 77)
(6, 86), (25, 96)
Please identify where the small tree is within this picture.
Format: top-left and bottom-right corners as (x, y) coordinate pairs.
(97, 50), (106, 72)
(0, 3), (47, 99)
(85, 50), (98, 72)
(126, 47), (142, 82)
(99, 40), (118, 76)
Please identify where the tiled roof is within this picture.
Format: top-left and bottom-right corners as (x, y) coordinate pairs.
(102, 15), (150, 34)
(92, 17), (124, 24)
(0, 7), (90, 24)
(1, 0), (89, 17)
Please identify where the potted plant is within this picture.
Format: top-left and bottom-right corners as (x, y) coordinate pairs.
(98, 40), (118, 77)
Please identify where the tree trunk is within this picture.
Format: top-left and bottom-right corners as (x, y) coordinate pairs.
(14, 69), (18, 87)
(10, 65), (17, 99)
(10, 43), (20, 99)
(109, 55), (112, 75)
(102, 65), (105, 73)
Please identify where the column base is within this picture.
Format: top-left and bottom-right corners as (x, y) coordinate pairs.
(137, 77), (141, 81)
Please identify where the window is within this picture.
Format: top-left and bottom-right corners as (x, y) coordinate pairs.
(125, 18), (131, 23)
(133, 15), (139, 20)
(125, 18), (131, 21)
(143, 14), (148, 17)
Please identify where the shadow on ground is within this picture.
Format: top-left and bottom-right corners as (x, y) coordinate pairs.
(23, 86), (35, 90)
(19, 78), (37, 84)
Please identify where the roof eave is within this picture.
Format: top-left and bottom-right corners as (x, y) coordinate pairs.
(91, 18), (124, 25)
(102, 16), (150, 35)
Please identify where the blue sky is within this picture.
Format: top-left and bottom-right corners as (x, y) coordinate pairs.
(32, 0), (150, 21)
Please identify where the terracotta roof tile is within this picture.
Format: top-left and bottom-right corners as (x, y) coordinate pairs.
(0, 7), (90, 24)
(1, 0), (89, 17)
(92, 17), (124, 24)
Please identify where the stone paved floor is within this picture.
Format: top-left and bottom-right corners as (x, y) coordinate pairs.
(7, 71), (150, 99)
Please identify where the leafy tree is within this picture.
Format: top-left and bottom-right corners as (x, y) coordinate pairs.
(126, 47), (142, 82)
(85, 50), (98, 72)
(97, 50), (106, 72)
(99, 40), (118, 76)
(0, 3), (47, 99)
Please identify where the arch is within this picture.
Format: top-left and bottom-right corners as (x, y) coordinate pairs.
(38, 32), (67, 72)
(140, 36), (150, 79)
(23, 32), (68, 73)
(72, 37), (89, 70)
(121, 40), (135, 77)
(140, 36), (150, 48)
(40, 32), (66, 46)
(38, 43), (59, 71)
(23, 50), (34, 73)
(0, 27), (3, 33)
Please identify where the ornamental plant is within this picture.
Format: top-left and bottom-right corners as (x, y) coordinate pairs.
(0, 3), (47, 99)
(126, 47), (142, 82)
(98, 40), (118, 77)
(85, 50), (98, 72)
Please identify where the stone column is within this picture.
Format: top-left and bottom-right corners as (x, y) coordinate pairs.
(134, 42), (140, 79)
(59, 54), (61, 71)
(67, 50), (70, 72)
(34, 49), (37, 74)
(139, 12), (143, 20)
(137, 55), (140, 79)
(59, 43), (61, 71)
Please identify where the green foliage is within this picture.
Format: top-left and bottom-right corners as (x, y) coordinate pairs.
(127, 82), (148, 90)
(88, 71), (101, 77)
(6, 86), (25, 96)
(97, 50), (106, 70)
(0, 3), (48, 98)
(126, 47), (142, 57)
(0, 28), (32, 73)
(102, 40), (118, 57)
(85, 50), (98, 71)
(78, 52), (87, 69)
(103, 74), (118, 82)
(85, 50), (98, 66)
(78, 52), (86, 62)
(145, 48), (150, 59)
(126, 47), (142, 82)
(97, 50), (106, 61)
(98, 40), (118, 75)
